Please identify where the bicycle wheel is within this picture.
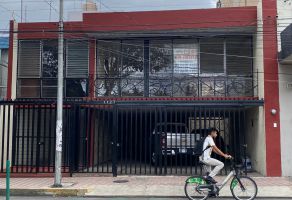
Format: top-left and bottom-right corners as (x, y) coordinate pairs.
(230, 176), (258, 200)
(184, 176), (209, 200)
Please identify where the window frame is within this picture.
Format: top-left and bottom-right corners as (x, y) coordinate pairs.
(17, 39), (90, 99)
(16, 36), (254, 99)
(199, 38), (226, 77)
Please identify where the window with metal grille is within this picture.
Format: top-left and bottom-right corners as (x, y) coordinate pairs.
(173, 39), (199, 96)
(17, 40), (89, 98)
(121, 40), (144, 97)
(17, 79), (40, 98)
(17, 41), (41, 98)
(226, 37), (253, 96)
(66, 40), (89, 78)
(226, 37), (252, 76)
(149, 40), (173, 97)
(66, 40), (89, 97)
(96, 40), (121, 97)
(42, 40), (58, 98)
(18, 41), (41, 78)
(200, 38), (224, 75)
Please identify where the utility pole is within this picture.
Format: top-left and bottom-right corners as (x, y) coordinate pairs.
(54, 0), (64, 187)
(20, 0), (23, 22)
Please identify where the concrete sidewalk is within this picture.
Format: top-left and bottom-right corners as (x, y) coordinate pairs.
(0, 176), (292, 198)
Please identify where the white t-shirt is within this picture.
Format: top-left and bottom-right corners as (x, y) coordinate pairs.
(201, 135), (215, 160)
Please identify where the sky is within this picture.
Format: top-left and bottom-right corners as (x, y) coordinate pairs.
(0, 0), (217, 36)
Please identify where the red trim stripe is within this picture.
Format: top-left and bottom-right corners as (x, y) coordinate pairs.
(262, 0), (282, 176)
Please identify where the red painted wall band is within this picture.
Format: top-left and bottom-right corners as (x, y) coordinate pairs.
(17, 7), (257, 39)
(262, 0), (282, 176)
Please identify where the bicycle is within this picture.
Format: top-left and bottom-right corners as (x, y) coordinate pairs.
(184, 158), (258, 200)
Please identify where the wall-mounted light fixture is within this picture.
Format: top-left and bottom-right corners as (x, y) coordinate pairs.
(271, 109), (277, 115)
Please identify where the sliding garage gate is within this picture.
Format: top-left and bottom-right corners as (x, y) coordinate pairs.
(0, 100), (262, 176)
(114, 104), (246, 176)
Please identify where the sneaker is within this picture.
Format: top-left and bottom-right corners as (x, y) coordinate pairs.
(205, 176), (217, 184)
(208, 192), (217, 197)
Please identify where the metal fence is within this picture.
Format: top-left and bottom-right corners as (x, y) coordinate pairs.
(92, 75), (258, 98)
(114, 104), (248, 176)
(0, 99), (263, 176)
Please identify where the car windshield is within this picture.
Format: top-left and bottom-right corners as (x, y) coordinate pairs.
(155, 124), (187, 133)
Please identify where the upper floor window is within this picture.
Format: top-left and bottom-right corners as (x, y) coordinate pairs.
(16, 37), (254, 98)
(96, 40), (145, 97)
(17, 40), (89, 98)
(200, 38), (224, 75)
(96, 40), (121, 96)
(150, 40), (173, 96)
(173, 39), (199, 96)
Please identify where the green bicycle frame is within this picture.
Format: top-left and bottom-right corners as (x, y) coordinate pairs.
(186, 177), (206, 185)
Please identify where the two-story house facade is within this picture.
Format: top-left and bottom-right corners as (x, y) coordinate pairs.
(0, 1), (283, 177)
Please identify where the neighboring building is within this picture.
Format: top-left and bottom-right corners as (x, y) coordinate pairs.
(0, 0), (286, 177)
(220, 0), (292, 178)
(218, 0), (258, 7)
(0, 37), (8, 99)
(277, 0), (292, 177)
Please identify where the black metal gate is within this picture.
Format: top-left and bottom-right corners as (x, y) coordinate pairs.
(113, 103), (248, 176)
(0, 99), (263, 176)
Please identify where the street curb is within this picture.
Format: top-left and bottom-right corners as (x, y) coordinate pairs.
(1, 189), (292, 198)
(86, 197), (292, 199)
(0, 188), (88, 197)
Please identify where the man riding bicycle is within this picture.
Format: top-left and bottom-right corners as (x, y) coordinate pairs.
(200, 128), (232, 184)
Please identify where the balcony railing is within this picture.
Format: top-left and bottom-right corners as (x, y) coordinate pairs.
(92, 74), (258, 98)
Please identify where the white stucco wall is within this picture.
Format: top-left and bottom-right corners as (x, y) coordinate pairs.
(248, 0), (267, 175)
(216, 0), (267, 175)
(0, 49), (8, 99)
(11, 22), (18, 100)
(0, 22), (18, 170)
(277, 0), (292, 177)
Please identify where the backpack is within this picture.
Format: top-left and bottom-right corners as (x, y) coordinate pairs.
(193, 137), (211, 156)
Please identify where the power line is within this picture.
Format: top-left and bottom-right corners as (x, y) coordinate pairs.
(1, 15), (290, 35)
(5, 29), (290, 58)
(0, 4), (21, 20)
(43, 0), (58, 21)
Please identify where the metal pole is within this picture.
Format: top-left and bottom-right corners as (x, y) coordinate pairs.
(54, 0), (64, 187)
(20, 0), (23, 22)
(6, 160), (10, 200)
